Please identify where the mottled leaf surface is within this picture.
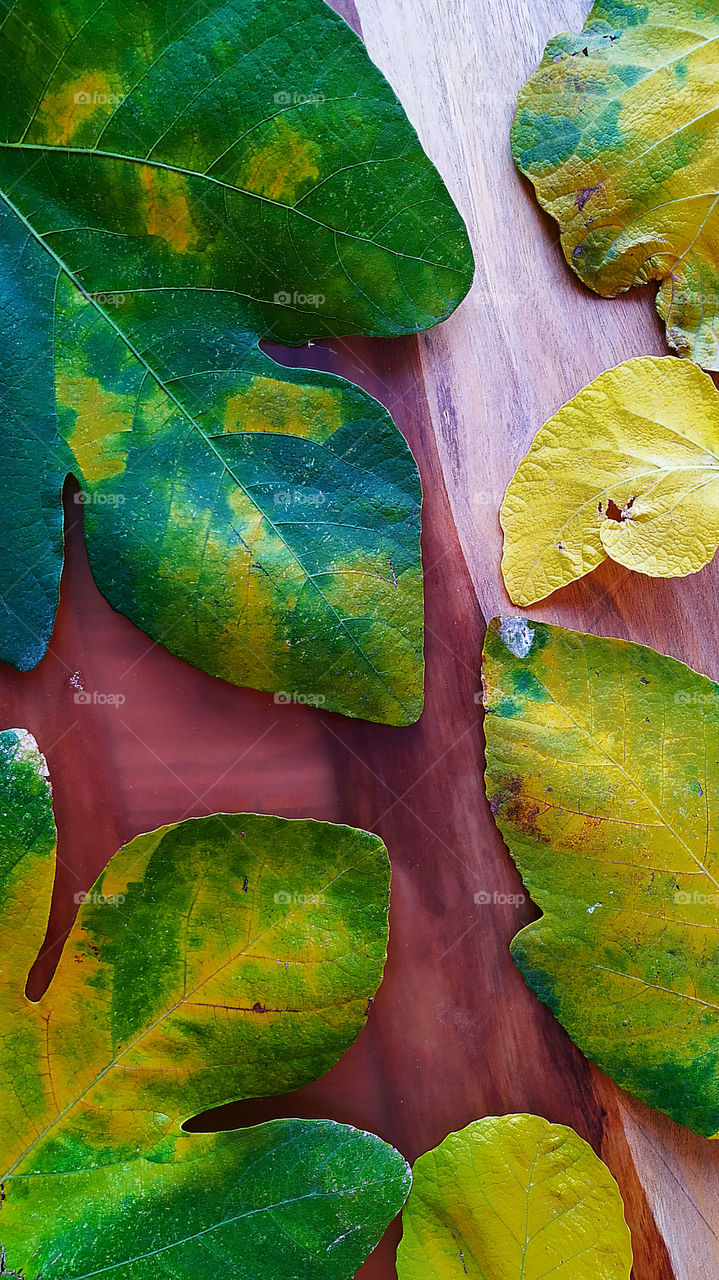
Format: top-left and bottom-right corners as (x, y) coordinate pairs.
(483, 617), (719, 1138)
(0, 728), (409, 1278)
(512, 0), (719, 367)
(0, 0), (474, 724)
(501, 357), (719, 605)
(6, 1119), (411, 1280)
(396, 1114), (632, 1280)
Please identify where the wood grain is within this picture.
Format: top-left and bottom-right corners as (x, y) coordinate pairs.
(351, 1), (719, 1276)
(1, 2), (717, 1279)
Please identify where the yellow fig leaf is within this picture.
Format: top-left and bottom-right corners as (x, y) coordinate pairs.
(396, 1114), (632, 1280)
(501, 356), (719, 606)
(512, 0), (719, 367)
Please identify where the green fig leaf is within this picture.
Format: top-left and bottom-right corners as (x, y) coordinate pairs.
(0, 0), (474, 724)
(483, 617), (719, 1138)
(0, 727), (409, 1278)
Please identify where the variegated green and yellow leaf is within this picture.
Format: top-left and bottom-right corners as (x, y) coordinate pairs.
(396, 1114), (632, 1280)
(0, 0), (475, 724)
(512, 0), (719, 367)
(7, 808), (390, 1172)
(0, 728), (408, 1278)
(501, 356), (719, 605)
(483, 617), (719, 1138)
(2, 1119), (411, 1280)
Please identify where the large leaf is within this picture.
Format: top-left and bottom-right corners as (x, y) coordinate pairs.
(500, 356), (719, 605)
(512, 0), (719, 368)
(483, 617), (719, 1138)
(6, 1118), (412, 1280)
(0, 0), (474, 725)
(396, 1114), (632, 1280)
(0, 727), (409, 1278)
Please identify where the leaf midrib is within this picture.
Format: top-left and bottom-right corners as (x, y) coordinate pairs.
(0, 141), (462, 274)
(0, 186), (409, 715)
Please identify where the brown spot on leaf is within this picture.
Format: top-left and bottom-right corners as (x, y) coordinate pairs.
(576, 185), (601, 211)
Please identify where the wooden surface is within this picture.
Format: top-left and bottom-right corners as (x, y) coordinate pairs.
(3, 1), (719, 1277)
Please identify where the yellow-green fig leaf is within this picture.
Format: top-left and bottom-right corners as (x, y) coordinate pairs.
(0, 728), (410, 1280)
(483, 617), (719, 1139)
(512, 0), (719, 367)
(396, 1113), (632, 1280)
(501, 357), (719, 606)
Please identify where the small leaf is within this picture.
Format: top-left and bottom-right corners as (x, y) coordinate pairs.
(512, 0), (719, 367)
(0, 0), (475, 724)
(501, 357), (719, 605)
(396, 1113), (632, 1279)
(483, 618), (719, 1138)
(0, 728), (408, 1278)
